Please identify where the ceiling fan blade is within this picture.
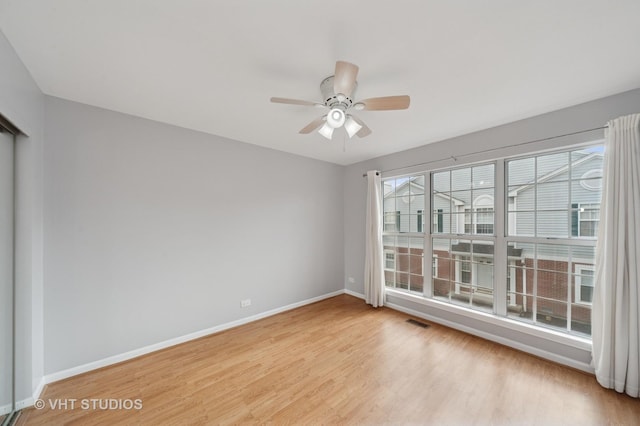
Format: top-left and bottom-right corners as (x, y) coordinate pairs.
(299, 116), (326, 134)
(333, 61), (359, 97)
(359, 95), (410, 111)
(271, 97), (321, 107)
(351, 116), (372, 138)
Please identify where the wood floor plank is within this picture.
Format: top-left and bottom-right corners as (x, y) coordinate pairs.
(16, 295), (640, 425)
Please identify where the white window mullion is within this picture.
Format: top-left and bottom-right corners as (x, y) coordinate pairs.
(508, 261), (516, 306)
(424, 172), (433, 298)
(494, 159), (507, 316)
(566, 247), (573, 332)
(532, 245), (538, 324)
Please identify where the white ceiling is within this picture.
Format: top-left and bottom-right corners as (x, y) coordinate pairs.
(1, 1), (639, 165)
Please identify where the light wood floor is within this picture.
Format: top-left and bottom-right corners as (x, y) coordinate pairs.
(17, 295), (640, 425)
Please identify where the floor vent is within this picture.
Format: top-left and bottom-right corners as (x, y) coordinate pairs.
(406, 318), (430, 328)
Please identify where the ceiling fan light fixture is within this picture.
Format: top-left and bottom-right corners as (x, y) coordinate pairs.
(344, 115), (362, 138)
(271, 61), (410, 142)
(326, 108), (346, 128)
(318, 122), (334, 140)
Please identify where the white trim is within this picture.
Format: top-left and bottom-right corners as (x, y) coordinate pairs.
(385, 297), (594, 374)
(385, 289), (591, 351)
(14, 376), (45, 410)
(41, 290), (344, 387)
(0, 403), (11, 416)
(344, 289), (365, 299)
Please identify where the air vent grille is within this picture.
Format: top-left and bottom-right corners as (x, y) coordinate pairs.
(406, 318), (430, 328)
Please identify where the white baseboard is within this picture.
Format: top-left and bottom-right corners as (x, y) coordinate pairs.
(385, 301), (595, 374)
(2, 376), (45, 413)
(42, 290), (345, 387)
(0, 402), (11, 416)
(344, 289), (365, 299)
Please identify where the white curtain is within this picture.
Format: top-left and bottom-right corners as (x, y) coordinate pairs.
(364, 171), (385, 307)
(592, 113), (640, 398)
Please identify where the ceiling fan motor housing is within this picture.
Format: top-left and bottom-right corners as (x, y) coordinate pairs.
(320, 76), (356, 111)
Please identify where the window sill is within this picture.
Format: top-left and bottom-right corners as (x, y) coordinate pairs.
(385, 288), (592, 351)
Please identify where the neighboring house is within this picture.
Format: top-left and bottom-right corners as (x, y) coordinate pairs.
(383, 149), (602, 335)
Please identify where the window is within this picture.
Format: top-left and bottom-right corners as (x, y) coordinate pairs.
(384, 211), (400, 232)
(432, 254), (438, 277)
(571, 203), (599, 237)
(465, 207), (494, 234)
(433, 209), (443, 233)
(383, 176), (425, 233)
(575, 266), (595, 304)
(383, 143), (603, 339)
(431, 164), (495, 313)
(382, 175), (426, 294)
(460, 255), (471, 284)
(476, 208), (494, 234)
(384, 250), (395, 271)
(506, 146), (602, 336)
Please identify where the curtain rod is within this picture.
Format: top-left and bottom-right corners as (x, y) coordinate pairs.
(362, 125), (607, 178)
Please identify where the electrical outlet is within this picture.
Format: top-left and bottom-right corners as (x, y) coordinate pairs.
(240, 299), (251, 308)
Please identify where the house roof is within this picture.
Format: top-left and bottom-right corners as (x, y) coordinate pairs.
(508, 151), (603, 197)
(385, 177), (465, 206)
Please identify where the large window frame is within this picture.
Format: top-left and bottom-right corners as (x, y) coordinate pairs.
(381, 142), (602, 339)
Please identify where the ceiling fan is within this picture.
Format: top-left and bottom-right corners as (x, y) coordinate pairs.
(270, 61), (410, 140)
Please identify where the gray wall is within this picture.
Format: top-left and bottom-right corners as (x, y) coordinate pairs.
(344, 88), (640, 367)
(43, 97), (344, 374)
(0, 30), (45, 404)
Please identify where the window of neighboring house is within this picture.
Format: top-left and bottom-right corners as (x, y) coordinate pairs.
(432, 254), (438, 277)
(433, 208), (443, 233)
(384, 211), (400, 232)
(575, 265), (595, 304)
(384, 250), (395, 271)
(460, 256), (471, 284)
(476, 207), (494, 234)
(417, 210), (424, 233)
(571, 203), (599, 237)
(465, 207), (494, 234)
